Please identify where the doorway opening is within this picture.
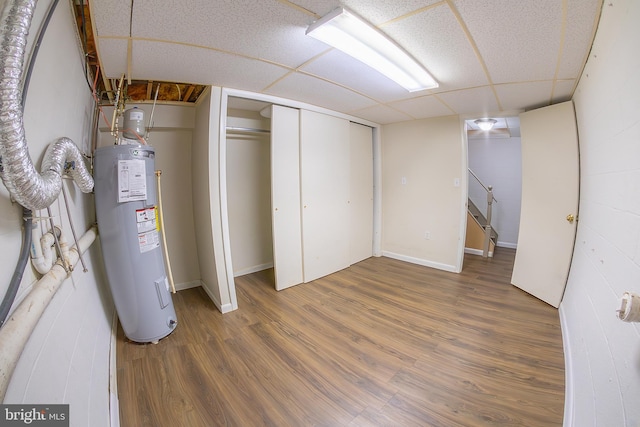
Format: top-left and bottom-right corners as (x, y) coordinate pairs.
(464, 116), (522, 261)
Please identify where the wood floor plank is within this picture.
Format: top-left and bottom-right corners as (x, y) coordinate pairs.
(117, 249), (564, 426)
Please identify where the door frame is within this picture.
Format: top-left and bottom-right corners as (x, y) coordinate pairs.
(460, 111), (525, 269)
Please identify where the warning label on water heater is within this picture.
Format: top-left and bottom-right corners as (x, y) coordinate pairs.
(136, 207), (160, 253)
(118, 159), (147, 202)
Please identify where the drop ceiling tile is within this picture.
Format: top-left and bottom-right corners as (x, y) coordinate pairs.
(89, 0), (131, 36)
(264, 72), (376, 113)
(382, 4), (489, 92)
(294, 0), (442, 25)
(552, 80), (577, 103)
(556, 0), (601, 79)
(389, 95), (454, 119)
(130, 0), (326, 68)
(127, 40), (290, 91)
(453, 0), (561, 84)
(95, 38), (129, 78)
(300, 49), (425, 103)
(494, 81), (554, 111)
(350, 104), (412, 125)
(437, 86), (500, 116)
(89, 0), (601, 124)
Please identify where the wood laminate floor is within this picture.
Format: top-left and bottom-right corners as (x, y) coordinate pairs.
(116, 249), (564, 426)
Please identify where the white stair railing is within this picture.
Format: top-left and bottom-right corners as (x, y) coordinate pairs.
(468, 169), (498, 257)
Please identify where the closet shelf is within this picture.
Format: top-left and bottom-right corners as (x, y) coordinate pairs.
(226, 126), (270, 134)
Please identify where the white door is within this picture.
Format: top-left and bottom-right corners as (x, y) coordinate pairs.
(300, 110), (351, 283)
(350, 122), (373, 264)
(271, 105), (304, 290)
(511, 101), (579, 308)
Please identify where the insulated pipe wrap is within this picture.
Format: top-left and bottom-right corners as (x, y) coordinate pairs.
(0, 0), (94, 210)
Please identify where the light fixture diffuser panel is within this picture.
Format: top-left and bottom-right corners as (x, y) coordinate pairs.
(306, 7), (438, 92)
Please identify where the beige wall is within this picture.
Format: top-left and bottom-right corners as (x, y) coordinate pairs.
(381, 115), (465, 272)
(226, 110), (273, 275)
(152, 129), (200, 286)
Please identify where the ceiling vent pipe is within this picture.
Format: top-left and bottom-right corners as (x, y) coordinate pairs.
(0, 0), (94, 211)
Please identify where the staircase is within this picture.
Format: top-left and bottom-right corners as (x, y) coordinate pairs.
(466, 169), (498, 258)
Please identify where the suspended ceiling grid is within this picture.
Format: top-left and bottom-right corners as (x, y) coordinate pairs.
(89, 0), (603, 125)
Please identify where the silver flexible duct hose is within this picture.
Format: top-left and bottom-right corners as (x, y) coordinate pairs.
(0, 0), (94, 211)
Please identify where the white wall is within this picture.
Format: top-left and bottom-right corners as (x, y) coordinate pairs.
(381, 115), (466, 272)
(1, 2), (113, 426)
(226, 110), (273, 276)
(192, 88), (236, 312)
(98, 104), (201, 289)
(468, 136), (522, 247)
(562, 0), (640, 425)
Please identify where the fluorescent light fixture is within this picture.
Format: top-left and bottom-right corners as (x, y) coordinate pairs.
(474, 118), (497, 131)
(306, 7), (438, 92)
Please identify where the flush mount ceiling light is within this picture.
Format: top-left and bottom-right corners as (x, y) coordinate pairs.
(306, 7), (438, 92)
(474, 118), (497, 131)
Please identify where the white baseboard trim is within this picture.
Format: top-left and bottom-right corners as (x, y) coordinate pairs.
(559, 305), (574, 427)
(234, 262), (274, 277)
(219, 303), (235, 313)
(199, 282), (222, 311)
(109, 307), (120, 427)
(174, 280), (202, 291)
(198, 281), (237, 313)
(464, 247), (494, 257)
(110, 391), (120, 427)
(381, 251), (458, 273)
(496, 241), (517, 249)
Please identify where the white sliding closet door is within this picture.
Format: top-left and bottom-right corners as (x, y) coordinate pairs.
(271, 105), (304, 291)
(350, 122), (373, 264)
(300, 110), (351, 283)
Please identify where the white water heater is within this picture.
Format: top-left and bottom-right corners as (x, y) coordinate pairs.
(94, 144), (177, 343)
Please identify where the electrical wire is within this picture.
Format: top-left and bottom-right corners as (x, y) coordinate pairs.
(22, 0), (60, 107)
(0, 209), (31, 328)
(77, 0), (100, 95)
(91, 65), (112, 130)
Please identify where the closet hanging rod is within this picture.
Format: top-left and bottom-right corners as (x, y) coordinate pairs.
(226, 126), (270, 134)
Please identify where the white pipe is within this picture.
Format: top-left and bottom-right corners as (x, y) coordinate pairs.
(0, 225), (98, 401)
(146, 83), (159, 140)
(29, 224), (45, 272)
(30, 226), (65, 275)
(57, 229), (70, 267)
(31, 228), (53, 275)
(40, 232), (56, 270)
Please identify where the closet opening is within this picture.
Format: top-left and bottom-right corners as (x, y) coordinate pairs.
(220, 90), (380, 309)
(225, 97), (275, 286)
